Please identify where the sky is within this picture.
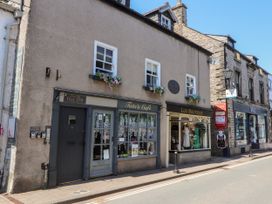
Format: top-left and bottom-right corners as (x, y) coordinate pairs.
(131, 0), (272, 72)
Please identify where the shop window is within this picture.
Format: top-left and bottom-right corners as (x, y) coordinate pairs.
(170, 116), (209, 151)
(118, 112), (157, 158)
(235, 112), (246, 141)
(145, 59), (161, 88)
(258, 115), (266, 143)
(186, 74), (196, 96)
(93, 41), (118, 76)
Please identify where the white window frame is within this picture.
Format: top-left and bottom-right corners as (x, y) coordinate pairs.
(93, 40), (118, 76)
(161, 15), (171, 30)
(185, 74), (197, 95)
(145, 58), (161, 88)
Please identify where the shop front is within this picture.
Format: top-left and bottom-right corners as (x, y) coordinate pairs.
(48, 90), (160, 187)
(166, 102), (212, 164)
(233, 102), (268, 151)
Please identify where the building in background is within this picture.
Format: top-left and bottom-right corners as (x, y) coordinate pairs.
(0, 0), (30, 192)
(167, 0), (272, 156)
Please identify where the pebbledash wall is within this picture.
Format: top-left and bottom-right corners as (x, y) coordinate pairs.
(172, 1), (271, 156)
(9, 0), (211, 192)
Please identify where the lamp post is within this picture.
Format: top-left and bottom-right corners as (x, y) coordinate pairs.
(223, 68), (233, 157)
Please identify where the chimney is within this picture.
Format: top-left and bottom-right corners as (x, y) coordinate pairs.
(172, 0), (187, 35)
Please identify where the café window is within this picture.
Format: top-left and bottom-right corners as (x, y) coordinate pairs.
(118, 111), (157, 158)
(170, 116), (210, 151)
(235, 112), (246, 140)
(258, 115), (266, 142)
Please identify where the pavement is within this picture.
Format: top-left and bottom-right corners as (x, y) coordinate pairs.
(2, 151), (272, 204)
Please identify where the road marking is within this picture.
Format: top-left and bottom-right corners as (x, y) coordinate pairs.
(84, 155), (272, 204)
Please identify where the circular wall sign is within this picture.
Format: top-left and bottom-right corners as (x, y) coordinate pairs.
(168, 80), (180, 94)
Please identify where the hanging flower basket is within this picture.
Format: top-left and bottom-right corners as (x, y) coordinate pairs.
(92, 72), (122, 88)
(143, 86), (165, 95)
(185, 94), (200, 104)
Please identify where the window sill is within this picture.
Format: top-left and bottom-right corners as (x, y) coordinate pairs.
(143, 86), (165, 95)
(89, 74), (122, 87)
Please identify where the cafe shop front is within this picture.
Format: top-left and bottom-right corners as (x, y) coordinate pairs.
(166, 102), (212, 165)
(48, 90), (161, 187)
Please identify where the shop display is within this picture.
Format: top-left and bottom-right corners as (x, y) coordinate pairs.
(118, 112), (157, 158)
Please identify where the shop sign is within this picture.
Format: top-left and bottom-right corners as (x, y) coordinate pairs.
(214, 102), (227, 128)
(118, 101), (158, 112)
(180, 108), (205, 116)
(166, 102), (212, 116)
(60, 93), (86, 104)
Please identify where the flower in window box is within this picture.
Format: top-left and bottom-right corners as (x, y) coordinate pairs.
(93, 72), (122, 88)
(144, 86), (165, 95)
(185, 94), (201, 104)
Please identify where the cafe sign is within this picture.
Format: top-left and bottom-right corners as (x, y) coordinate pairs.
(118, 100), (159, 112)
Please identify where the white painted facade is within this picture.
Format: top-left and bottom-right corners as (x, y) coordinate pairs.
(0, 8), (17, 190)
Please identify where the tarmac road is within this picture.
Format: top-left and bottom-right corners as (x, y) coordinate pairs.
(79, 156), (272, 204)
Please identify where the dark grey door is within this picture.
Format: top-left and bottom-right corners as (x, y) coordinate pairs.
(57, 107), (86, 184)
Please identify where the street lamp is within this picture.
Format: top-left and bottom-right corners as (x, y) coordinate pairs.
(224, 68), (233, 89)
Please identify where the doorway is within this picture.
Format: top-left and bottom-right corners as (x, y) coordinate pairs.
(57, 107), (86, 184)
(90, 110), (114, 177)
(249, 115), (259, 149)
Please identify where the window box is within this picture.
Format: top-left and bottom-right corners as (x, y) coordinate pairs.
(90, 72), (122, 87)
(185, 94), (200, 104)
(143, 85), (165, 95)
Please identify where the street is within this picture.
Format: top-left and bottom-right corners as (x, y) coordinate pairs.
(79, 156), (272, 204)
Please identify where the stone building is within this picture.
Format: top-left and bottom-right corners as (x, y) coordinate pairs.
(169, 0), (272, 156)
(0, 0), (30, 191)
(6, 0), (212, 192)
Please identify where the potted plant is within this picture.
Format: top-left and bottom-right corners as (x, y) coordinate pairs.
(143, 85), (165, 95)
(185, 94), (201, 104)
(92, 72), (122, 88)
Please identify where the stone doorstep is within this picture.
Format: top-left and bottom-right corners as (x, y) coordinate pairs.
(6, 152), (272, 204)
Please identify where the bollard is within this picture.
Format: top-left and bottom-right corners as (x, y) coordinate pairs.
(174, 151), (180, 173)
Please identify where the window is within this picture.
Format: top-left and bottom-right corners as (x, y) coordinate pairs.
(248, 78), (254, 101)
(235, 112), (246, 141)
(93, 41), (118, 76)
(118, 112), (157, 158)
(170, 115), (210, 151)
(258, 115), (266, 143)
(259, 81), (264, 104)
(186, 74), (196, 95)
(161, 15), (171, 30)
(234, 52), (241, 62)
(145, 59), (161, 88)
(234, 71), (242, 97)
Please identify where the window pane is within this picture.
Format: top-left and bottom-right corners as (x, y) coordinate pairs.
(139, 142), (147, 155)
(130, 128), (138, 143)
(96, 61), (103, 69)
(139, 128), (147, 141)
(129, 113), (138, 127)
(146, 75), (151, 86)
(97, 53), (104, 61)
(118, 143), (128, 158)
(104, 63), (112, 71)
(93, 145), (101, 160)
(119, 112), (129, 126)
(106, 49), (113, 57)
(103, 129), (110, 144)
(147, 115), (156, 127)
(147, 128), (156, 140)
(106, 56), (112, 63)
(94, 130), (102, 144)
(147, 142), (155, 155)
(102, 145), (110, 160)
(97, 46), (105, 54)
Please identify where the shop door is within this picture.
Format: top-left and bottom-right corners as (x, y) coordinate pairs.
(90, 110), (113, 177)
(57, 107), (86, 184)
(249, 115), (259, 149)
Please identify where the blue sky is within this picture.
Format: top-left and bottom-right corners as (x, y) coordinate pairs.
(131, 0), (272, 72)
